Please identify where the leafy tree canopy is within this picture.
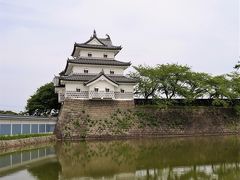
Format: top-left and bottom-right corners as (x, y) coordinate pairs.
(0, 110), (18, 115)
(132, 62), (240, 107)
(182, 72), (211, 101)
(26, 82), (60, 115)
(130, 65), (158, 99)
(154, 64), (191, 99)
(132, 64), (193, 100)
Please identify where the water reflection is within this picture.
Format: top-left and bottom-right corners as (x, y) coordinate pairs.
(0, 147), (55, 170)
(56, 137), (240, 179)
(0, 136), (239, 179)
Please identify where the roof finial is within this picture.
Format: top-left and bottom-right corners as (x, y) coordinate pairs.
(93, 29), (97, 37)
(106, 34), (110, 39)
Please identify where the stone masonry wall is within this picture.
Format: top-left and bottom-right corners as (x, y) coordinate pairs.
(55, 100), (135, 139)
(55, 100), (240, 140)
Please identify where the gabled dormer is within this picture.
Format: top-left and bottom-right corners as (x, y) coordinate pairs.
(71, 30), (122, 58)
(84, 31), (106, 46)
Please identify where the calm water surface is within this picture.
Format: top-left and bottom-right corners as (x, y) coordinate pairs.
(0, 136), (239, 180)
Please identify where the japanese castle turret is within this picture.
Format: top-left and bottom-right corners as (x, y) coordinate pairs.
(54, 31), (136, 103)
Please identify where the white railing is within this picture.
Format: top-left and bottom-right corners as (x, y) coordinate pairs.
(61, 91), (134, 100)
(89, 91), (115, 99)
(65, 91), (89, 99)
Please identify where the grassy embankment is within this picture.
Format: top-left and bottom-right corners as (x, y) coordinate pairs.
(0, 133), (53, 140)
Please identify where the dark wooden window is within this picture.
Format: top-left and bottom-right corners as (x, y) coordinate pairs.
(120, 89), (125, 93)
(104, 54), (108, 58)
(88, 53), (92, 57)
(76, 88), (81, 92)
(110, 70), (114, 74)
(105, 88), (110, 92)
(84, 69), (88, 73)
(94, 88), (99, 92)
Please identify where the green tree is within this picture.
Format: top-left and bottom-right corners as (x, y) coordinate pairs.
(206, 75), (231, 99)
(0, 110), (18, 115)
(229, 61), (240, 100)
(228, 72), (240, 99)
(154, 64), (191, 99)
(132, 62), (240, 106)
(182, 72), (211, 101)
(26, 82), (60, 115)
(205, 75), (232, 106)
(131, 65), (158, 100)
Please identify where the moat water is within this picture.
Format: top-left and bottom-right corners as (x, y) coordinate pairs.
(0, 136), (239, 180)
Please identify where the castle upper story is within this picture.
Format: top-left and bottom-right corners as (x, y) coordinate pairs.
(54, 31), (136, 102)
(71, 30), (122, 59)
(59, 30), (131, 76)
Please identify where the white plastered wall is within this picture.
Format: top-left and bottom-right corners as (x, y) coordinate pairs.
(115, 84), (134, 92)
(65, 82), (88, 91)
(64, 81), (135, 93)
(88, 79), (115, 92)
(79, 49), (115, 59)
(87, 38), (103, 45)
(55, 87), (65, 93)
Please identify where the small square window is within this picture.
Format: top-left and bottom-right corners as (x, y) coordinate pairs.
(94, 88), (99, 92)
(105, 88), (110, 92)
(84, 69), (88, 73)
(110, 70), (114, 74)
(104, 54), (108, 58)
(120, 89), (125, 93)
(76, 88), (81, 92)
(88, 53), (92, 57)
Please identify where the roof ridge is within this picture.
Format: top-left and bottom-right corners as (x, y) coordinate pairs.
(70, 57), (130, 62)
(74, 57), (115, 60)
(67, 58), (131, 65)
(75, 43), (121, 47)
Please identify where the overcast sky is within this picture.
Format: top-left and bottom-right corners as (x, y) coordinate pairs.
(0, 0), (239, 112)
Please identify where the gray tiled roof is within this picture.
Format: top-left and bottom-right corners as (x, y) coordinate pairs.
(68, 58), (131, 66)
(74, 43), (122, 50)
(59, 74), (137, 83)
(71, 33), (122, 56)
(99, 38), (112, 46)
(74, 35), (121, 50)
